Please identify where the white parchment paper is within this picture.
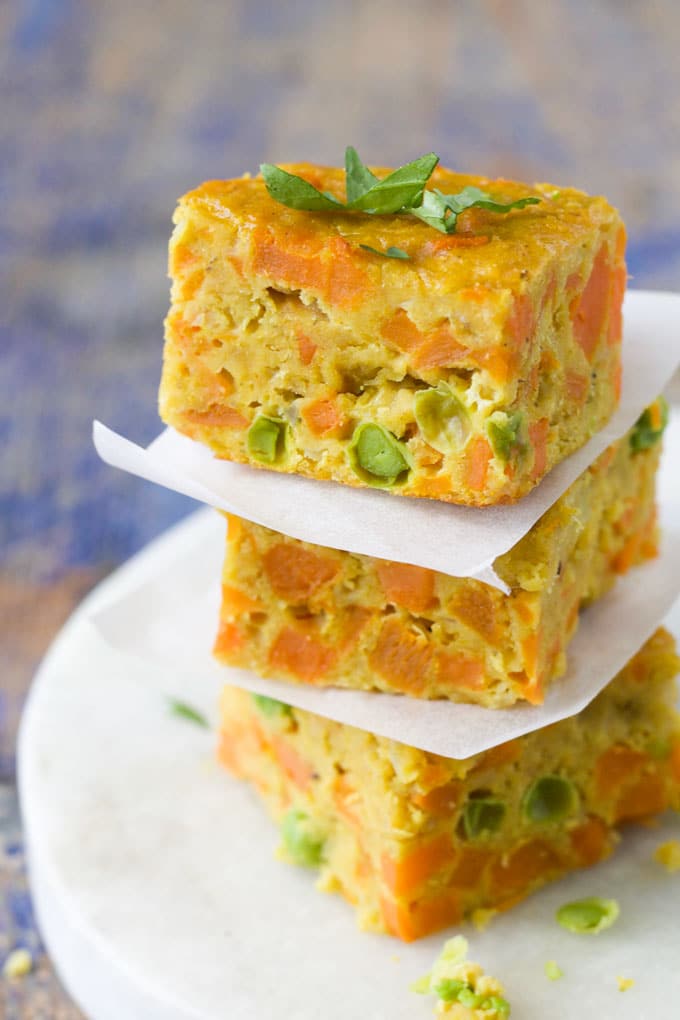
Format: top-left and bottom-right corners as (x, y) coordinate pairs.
(88, 412), (680, 759)
(93, 290), (680, 592)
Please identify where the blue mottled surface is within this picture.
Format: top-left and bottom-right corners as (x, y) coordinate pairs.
(2, 1), (680, 1013)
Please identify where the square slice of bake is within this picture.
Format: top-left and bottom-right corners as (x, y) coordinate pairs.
(159, 163), (625, 505)
(214, 403), (663, 707)
(218, 628), (680, 941)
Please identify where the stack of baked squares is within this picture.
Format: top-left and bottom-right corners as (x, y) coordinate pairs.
(157, 163), (680, 941)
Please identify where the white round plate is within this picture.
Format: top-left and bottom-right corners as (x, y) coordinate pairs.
(19, 524), (680, 1018)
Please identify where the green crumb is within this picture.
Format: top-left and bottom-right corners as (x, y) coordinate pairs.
(556, 896), (620, 934)
(544, 960), (564, 981)
(412, 935), (510, 1016)
(167, 699), (209, 728)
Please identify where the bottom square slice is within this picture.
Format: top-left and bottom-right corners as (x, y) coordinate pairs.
(218, 628), (680, 941)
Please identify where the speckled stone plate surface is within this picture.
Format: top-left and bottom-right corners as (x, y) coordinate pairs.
(18, 541), (680, 1019)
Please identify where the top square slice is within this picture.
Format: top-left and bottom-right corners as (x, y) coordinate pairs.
(159, 164), (625, 506)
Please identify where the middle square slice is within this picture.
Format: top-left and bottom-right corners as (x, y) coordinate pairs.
(215, 402), (663, 708)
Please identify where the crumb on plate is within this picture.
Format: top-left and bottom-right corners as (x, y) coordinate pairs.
(654, 839), (680, 872)
(412, 935), (510, 1017)
(2, 948), (33, 979)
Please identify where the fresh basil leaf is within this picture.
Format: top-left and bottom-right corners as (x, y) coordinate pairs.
(348, 152), (439, 213)
(412, 185), (540, 233)
(168, 698), (209, 728)
(443, 185), (541, 216)
(442, 185), (490, 214)
(409, 189), (452, 233)
(260, 163), (342, 211)
(359, 244), (410, 260)
(344, 146), (379, 203)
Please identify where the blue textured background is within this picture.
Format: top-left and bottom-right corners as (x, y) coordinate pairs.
(2, 1), (680, 1013)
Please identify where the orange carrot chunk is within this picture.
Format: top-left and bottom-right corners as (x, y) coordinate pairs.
(528, 418), (549, 481)
(565, 370), (589, 404)
(412, 779), (464, 816)
(213, 620), (244, 656)
(269, 734), (314, 791)
(614, 771), (666, 823)
(268, 626), (337, 682)
(181, 405), (249, 429)
(449, 586), (499, 645)
(381, 833), (454, 898)
(325, 236), (370, 307)
(368, 619), (433, 694)
(301, 396), (346, 437)
(570, 243), (611, 359)
(490, 839), (561, 899)
(436, 651), (485, 691)
(252, 227), (323, 293)
(380, 308), (425, 352)
(449, 846), (492, 887)
(508, 293), (535, 346)
(594, 744), (649, 797)
(297, 332), (318, 365)
(263, 543), (339, 602)
(608, 227), (627, 346)
(220, 584), (262, 615)
(463, 436), (492, 492)
(569, 816), (612, 867)
(380, 889), (462, 942)
(375, 561), (437, 614)
(413, 327), (468, 370)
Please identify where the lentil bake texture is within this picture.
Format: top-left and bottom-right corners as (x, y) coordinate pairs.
(218, 629), (680, 942)
(213, 404), (663, 707)
(159, 164), (625, 506)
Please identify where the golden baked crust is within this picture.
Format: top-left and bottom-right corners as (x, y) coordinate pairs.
(214, 415), (660, 706)
(159, 164), (625, 505)
(218, 629), (680, 941)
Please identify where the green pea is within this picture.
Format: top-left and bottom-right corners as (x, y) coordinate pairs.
(487, 410), (527, 461)
(247, 415), (287, 463)
(414, 384), (469, 453)
(434, 979), (467, 1002)
(556, 896), (619, 934)
(457, 988), (484, 1008)
(349, 422), (411, 485)
(630, 397), (669, 453)
(462, 798), (506, 840)
(251, 693), (292, 718)
(523, 775), (578, 823)
(485, 996), (511, 1014)
(544, 960), (564, 981)
(280, 809), (325, 868)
